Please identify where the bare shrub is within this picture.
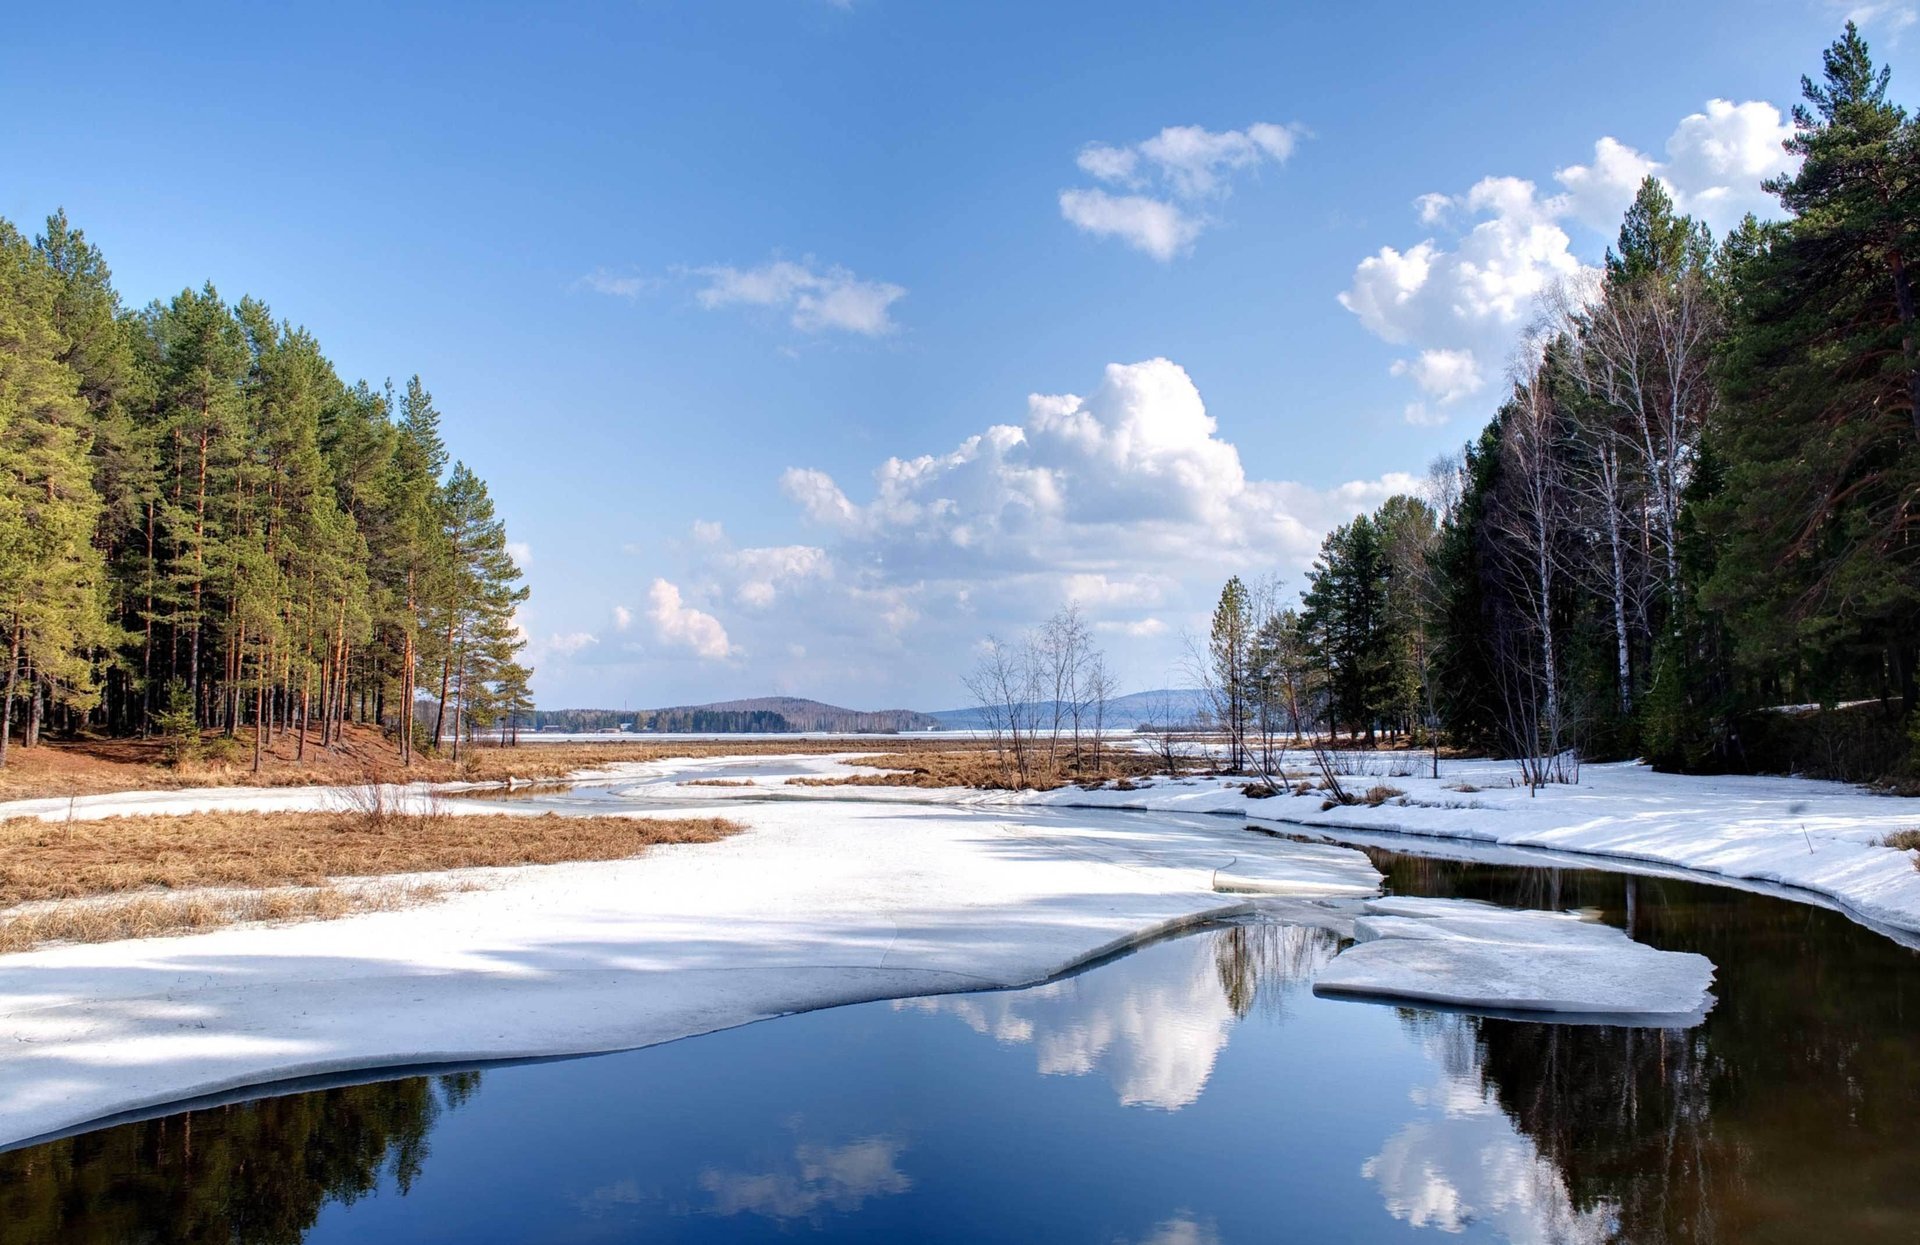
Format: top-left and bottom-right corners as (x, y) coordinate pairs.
(1883, 829), (1920, 869)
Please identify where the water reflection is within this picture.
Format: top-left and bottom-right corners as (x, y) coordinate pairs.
(1369, 848), (1920, 1243)
(3, 851), (1917, 1243)
(1365, 1017), (1616, 1243)
(897, 923), (1337, 1109)
(1124, 1212), (1221, 1245)
(0, 1073), (478, 1245)
(698, 1135), (914, 1222)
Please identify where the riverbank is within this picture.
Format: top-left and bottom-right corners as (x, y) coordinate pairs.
(0, 789), (1379, 1151)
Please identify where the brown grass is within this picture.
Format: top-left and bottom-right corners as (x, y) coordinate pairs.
(0, 883), (454, 954)
(1883, 828), (1920, 870)
(1362, 784), (1406, 807)
(789, 748), (1164, 792)
(0, 810), (742, 908)
(683, 778), (757, 788)
(0, 728), (993, 801)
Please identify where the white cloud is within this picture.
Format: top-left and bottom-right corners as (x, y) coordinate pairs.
(1061, 123), (1303, 260)
(1097, 617), (1169, 638)
(771, 358), (1412, 639)
(691, 258), (905, 336)
(1390, 348), (1484, 405)
(1058, 189), (1204, 262)
(728, 544), (832, 607)
(1345, 98), (1798, 424)
(554, 360), (1417, 706)
(575, 269), (656, 298)
(1834, 1), (1916, 36)
(1554, 136), (1661, 232)
(544, 631), (597, 657)
(506, 541), (532, 568)
(612, 605), (632, 631)
(648, 579), (734, 660)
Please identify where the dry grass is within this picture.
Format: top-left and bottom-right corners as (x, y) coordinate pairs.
(0, 810), (742, 908)
(1361, 784), (1406, 807)
(1883, 828), (1920, 870)
(0, 729), (993, 801)
(790, 748), (1164, 792)
(683, 778), (757, 788)
(0, 883), (454, 954)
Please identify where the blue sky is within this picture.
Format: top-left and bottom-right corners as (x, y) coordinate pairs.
(2, 0), (1907, 709)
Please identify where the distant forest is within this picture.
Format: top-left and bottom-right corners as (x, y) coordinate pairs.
(0, 212), (528, 769)
(529, 698), (940, 734)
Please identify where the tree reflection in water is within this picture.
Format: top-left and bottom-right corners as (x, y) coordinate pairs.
(0, 1072), (479, 1245)
(1, 851), (1915, 1245)
(1369, 848), (1920, 1244)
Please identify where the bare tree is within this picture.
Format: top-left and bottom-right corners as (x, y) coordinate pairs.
(1038, 605), (1092, 775)
(963, 636), (1035, 786)
(1567, 268), (1719, 627)
(1488, 339), (1573, 779)
(1082, 649), (1115, 773)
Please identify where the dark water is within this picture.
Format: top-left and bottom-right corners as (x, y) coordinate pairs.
(4, 849), (1918, 1244)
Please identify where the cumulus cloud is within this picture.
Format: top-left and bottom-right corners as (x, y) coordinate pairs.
(1060, 122), (1303, 260)
(648, 579), (734, 660)
(690, 258), (905, 336)
(1058, 190), (1204, 262)
(547, 357), (1423, 706)
(773, 358), (1413, 633)
(727, 543), (832, 607)
(544, 631), (597, 657)
(1344, 98), (1798, 425)
(612, 605), (632, 631)
(506, 541), (532, 568)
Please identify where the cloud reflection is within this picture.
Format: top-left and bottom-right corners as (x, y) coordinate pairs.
(1363, 1023), (1617, 1244)
(901, 924), (1336, 1110)
(698, 1135), (913, 1222)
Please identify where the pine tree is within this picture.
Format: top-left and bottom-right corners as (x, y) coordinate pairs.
(1206, 576), (1255, 770)
(1708, 22), (1920, 717)
(0, 224), (114, 763)
(1301, 515), (1393, 743)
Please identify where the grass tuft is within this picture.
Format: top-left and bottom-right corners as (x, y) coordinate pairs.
(0, 810), (741, 910)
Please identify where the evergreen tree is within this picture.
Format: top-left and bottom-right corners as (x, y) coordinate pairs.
(1301, 515), (1393, 743)
(0, 224), (114, 762)
(1708, 22), (1920, 719)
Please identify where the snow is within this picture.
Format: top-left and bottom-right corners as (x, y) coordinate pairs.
(0, 791), (1380, 1151)
(1314, 896), (1716, 1023)
(2, 746), (1915, 1147)
(528, 751), (1920, 941)
(752, 756), (1920, 943)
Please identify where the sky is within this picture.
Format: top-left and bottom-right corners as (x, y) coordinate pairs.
(2, 0), (1911, 710)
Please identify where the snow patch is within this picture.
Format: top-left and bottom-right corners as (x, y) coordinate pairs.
(1314, 896), (1715, 1024)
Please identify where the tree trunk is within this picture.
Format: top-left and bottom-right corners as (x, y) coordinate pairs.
(0, 626), (19, 769)
(1887, 250), (1920, 441)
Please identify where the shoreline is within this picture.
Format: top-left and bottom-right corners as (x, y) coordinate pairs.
(3, 750), (1917, 1150)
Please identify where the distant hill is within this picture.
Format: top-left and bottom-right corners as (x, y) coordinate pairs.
(927, 688), (1210, 730)
(529, 697), (941, 734)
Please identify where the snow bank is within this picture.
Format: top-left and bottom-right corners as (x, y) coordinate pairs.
(973, 759), (1920, 941)
(0, 798), (1378, 1151)
(1314, 896), (1716, 1024)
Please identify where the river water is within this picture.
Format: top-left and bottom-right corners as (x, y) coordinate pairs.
(2, 828), (1916, 1243)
